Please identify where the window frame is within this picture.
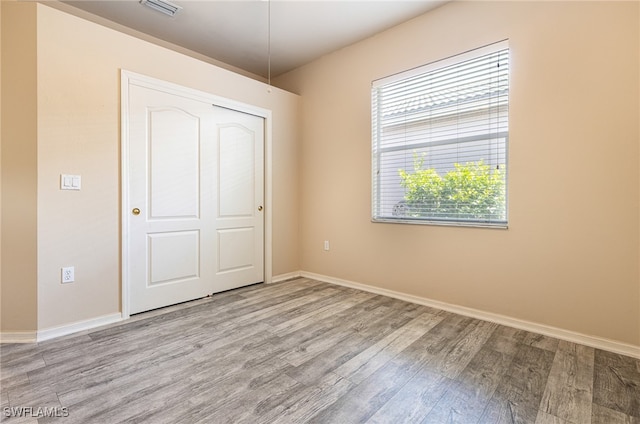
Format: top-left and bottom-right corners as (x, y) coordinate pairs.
(371, 40), (510, 229)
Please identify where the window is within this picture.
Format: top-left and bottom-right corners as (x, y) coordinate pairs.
(372, 41), (509, 227)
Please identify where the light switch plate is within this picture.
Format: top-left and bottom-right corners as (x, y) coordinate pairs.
(61, 174), (81, 190)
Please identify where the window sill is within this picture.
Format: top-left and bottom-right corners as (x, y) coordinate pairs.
(371, 217), (508, 229)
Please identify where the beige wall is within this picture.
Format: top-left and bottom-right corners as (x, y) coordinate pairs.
(1, 2), (300, 332)
(1, 2), (39, 333)
(275, 1), (640, 346)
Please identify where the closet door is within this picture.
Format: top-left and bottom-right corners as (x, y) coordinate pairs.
(126, 83), (264, 315)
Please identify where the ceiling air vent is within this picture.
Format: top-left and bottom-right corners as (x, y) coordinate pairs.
(140, 0), (182, 17)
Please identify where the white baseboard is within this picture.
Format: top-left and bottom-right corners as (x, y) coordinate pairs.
(0, 331), (37, 344)
(271, 271), (303, 283)
(37, 313), (123, 342)
(300, 271), (640, 359)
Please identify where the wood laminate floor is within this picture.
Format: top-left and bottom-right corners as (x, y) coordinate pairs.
(1, 278), (639, 424)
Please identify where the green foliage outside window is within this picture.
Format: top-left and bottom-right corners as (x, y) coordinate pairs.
(398, 154), (506, 221)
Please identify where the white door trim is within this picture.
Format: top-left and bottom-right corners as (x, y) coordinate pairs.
(120, 69), (273, 319)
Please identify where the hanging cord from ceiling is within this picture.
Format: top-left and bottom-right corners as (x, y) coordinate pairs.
(267, 0), (272, 92)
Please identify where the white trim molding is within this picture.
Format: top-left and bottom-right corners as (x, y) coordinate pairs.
(300, 271), (640, 359)
(0, 331), (37, 344)
(1, 312), (122, 344)
(36, 313), (123, 342)
(271, 271), (303, 284)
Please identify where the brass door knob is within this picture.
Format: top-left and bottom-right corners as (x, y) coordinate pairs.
(258, 206), (263, 211)
(132, 208), (141, 215)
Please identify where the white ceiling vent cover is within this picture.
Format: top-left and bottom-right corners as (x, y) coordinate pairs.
(140, 0), (182, 17)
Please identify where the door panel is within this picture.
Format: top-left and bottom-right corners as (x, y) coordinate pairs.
(219, 125), (255, 217)
(217, 228), (255, 272)
(148, 231), (200, 286)
(127, 85), (264, 314)
(148, 109), (200, 219)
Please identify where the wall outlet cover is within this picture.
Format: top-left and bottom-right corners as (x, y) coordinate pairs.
(62, 266), (75, 283)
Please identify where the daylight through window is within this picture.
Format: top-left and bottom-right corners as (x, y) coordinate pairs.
(372, 41), (509, 227)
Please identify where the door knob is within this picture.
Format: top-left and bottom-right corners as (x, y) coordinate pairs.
(258, 206), (263, 211)
(132, 208), (141, 215)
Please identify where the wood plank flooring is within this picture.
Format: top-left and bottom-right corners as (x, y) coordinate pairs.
(1, 278), (639, 423)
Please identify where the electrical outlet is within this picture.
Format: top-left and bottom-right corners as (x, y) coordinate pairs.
(61, 266), (75, 283)
(324, 240), (330, 251)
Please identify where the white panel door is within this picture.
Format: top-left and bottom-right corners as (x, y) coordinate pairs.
(127, 85), (264, 314)
(212, 105), (265, 291)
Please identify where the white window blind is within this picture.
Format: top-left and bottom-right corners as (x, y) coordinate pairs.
(372, 41), (509, 227)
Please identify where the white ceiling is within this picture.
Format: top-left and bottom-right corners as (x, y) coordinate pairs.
(59, 0), (446, 78)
